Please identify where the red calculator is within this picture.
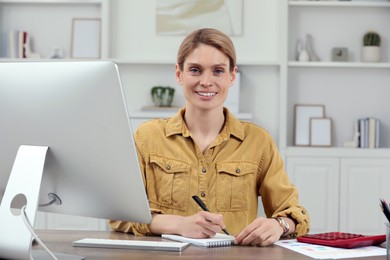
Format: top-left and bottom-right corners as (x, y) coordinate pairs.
(297, 232), (386, 249)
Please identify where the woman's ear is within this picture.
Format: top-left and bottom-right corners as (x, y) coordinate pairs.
(230, 66), (238, 86)
(176, 64), (182, 85)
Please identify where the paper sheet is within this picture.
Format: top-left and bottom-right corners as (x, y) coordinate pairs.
(274, 239), (386, 259)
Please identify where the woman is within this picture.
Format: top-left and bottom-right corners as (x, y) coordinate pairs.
(109, 28), (310, 246)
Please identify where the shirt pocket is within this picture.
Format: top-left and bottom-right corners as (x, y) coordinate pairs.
(149, 155), (191, 211)
(216, 161), (257, 211)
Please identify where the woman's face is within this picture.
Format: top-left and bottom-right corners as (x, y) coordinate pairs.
(176, 44), (236, 112)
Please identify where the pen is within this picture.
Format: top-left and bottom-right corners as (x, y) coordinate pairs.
(192, 195), (230, 235)
(380, 198), (390, 223)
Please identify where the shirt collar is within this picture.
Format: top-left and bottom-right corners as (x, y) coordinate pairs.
(165, 107), (245, 141)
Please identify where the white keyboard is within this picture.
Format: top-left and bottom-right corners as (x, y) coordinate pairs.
(72, 238), (189, 252)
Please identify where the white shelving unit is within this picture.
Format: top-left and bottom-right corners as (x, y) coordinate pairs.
(280, 0), (390, 152)
(282, 0), (390, 234)
(0, 0), (109, 59)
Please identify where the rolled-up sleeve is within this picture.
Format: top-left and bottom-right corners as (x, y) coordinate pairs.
(260, 141), (310, 237)
(108, 208), (164, 236)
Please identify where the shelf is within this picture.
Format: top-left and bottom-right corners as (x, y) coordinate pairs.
(285, 146), (390, 158)
(288, 61), (390, 69)
(289, 1), (390, 8)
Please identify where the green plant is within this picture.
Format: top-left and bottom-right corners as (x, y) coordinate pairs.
(363, 31), (381, 46)
(151, 86), (175, 107)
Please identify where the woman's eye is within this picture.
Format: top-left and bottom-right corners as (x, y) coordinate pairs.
(189, 67), (200, 73)
(214, 69), (224, 75)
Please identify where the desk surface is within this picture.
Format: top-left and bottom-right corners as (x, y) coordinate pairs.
(35, 230), (385, 260)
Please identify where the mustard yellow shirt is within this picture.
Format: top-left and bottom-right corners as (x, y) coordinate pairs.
(109, 108), (310, 237)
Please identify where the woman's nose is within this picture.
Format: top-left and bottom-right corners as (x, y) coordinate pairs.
(200, 72), (213, 87)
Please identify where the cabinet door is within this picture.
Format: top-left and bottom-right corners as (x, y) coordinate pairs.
(286, 157), (339, 233)
(340, 158), (390, 235)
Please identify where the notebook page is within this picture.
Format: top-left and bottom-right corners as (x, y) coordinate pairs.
(162, 233), (235, 247)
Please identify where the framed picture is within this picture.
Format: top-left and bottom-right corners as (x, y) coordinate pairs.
(294, 104), (325, 146)
(71, 18), (101, 58)
(310, 118), (332, 147)
(155, 0), (243, 36)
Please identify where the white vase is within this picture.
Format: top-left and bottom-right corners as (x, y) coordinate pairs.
(298, 49), (310, 62)
(305, 34), (320, 62)
(362, 46), (380, 62)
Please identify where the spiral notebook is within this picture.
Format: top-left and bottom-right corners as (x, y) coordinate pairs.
(162, 233), (235, 248)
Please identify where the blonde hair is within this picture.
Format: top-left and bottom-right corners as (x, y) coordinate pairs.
(177, 28), (236, 72)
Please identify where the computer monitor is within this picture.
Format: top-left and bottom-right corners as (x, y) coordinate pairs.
(0, 61), (152, 259)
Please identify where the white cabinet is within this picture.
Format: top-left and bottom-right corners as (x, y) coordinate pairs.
(286, 149), (390, 235)
(286, 157), (339, 234)
(340, 158), (390, 234)
(35, 212), (109, 231)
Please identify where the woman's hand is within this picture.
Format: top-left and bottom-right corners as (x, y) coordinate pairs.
(234, 217), (284, 247)
(178, 211), (228, 238)
(149, 211), (227, 238)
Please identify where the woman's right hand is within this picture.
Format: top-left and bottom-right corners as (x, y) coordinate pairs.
(148, 211), (227, 238)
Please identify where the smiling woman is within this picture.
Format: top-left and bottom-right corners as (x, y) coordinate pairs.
(109, 28), (310, 247)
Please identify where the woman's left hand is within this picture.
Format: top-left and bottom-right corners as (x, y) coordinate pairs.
(233, 217), (283, 247)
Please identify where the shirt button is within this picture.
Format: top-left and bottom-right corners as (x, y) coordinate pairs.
(201, 192), (206, 197)
(166, 165), (171, 170)
(301, 210), (306, 214)
(236, 168), (240, 173)
(202, 167), (206, 173)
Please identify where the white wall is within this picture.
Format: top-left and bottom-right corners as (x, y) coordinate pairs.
(109, 1), (280, 62)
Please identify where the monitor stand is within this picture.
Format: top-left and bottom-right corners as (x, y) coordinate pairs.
(0, 145), (84, 260)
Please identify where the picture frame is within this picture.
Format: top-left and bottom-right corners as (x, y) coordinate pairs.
(294, 104), (325, 146)
(71, 18), (101, 59)
(310, 117), (332, 147)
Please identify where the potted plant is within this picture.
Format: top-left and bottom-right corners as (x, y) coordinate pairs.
(151, 86), (175, 107)
(362, 31), (381, 62)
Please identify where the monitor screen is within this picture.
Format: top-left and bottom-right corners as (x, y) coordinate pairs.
(0, 61), (151, 258)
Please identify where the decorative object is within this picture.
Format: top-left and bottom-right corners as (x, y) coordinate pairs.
(50, 46), (64, 59)
(343, 120), (359, 148)
(310, 117), (332, 147)
(298, 49), (310, 62)
(71, 18), (101, 59)
(155, 0), (243, 36)
(295, 39), (303, 61)
(294, 104), (325, 146)
(362, 31), (381, 62)
(151, 86), (175, 107)
(305, 34), (320, 61)
(332, 47), (348, 62)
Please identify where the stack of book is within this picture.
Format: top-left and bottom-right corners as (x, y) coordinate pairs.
(358, 117), (380, 148)
(6, 30), (29, 59)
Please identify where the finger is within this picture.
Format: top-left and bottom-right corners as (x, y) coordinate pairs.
(235, 218), (263, 244)
(199, 211), (227, 233)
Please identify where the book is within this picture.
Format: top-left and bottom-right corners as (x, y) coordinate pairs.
(358, 117), (380, 149)
(162, 233), (235, 248)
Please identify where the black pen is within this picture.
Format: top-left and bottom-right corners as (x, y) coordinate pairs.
(380, 198), (390, 222)
(192, 195), (230, 235)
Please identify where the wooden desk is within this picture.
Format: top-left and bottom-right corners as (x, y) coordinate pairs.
(35, 230), (385, 260)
